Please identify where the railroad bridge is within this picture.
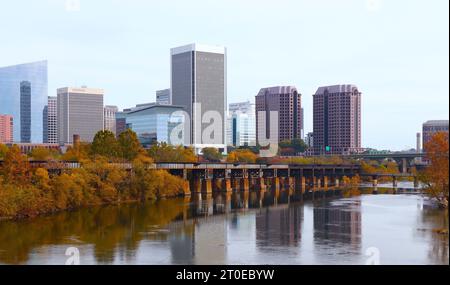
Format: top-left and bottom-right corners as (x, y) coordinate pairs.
(0, 161), (420, 196)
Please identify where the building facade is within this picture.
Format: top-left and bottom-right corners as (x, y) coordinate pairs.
(255, 86), (302, 144)
(227, 101), (256, 147)
(43, 96), (57, 144)
(422, 120), (449, 147)
(313, 84), (362, 155)
(305, 132), (314, 148)
(0, 61), (48, 143)
(156, 88), (171, 105)
(124, 104), (185, 147)
(0, 115), (13, 144)
(20, 81), (32, 143)
(171, 43), (227, 153)
(57, 87), (104, 144)
(104, 105), (118, 135)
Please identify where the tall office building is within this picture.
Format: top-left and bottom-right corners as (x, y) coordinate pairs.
(0, 115), (13, 144)
(43, 96), (57, 144)
(104, 105), (118, 135)
(313, 84), (362, 155)
(255, 86), (302, 144)
(156, 88), (171, 105)
(422, 120), (449, 147)
(57, 87), (104, 144)
(20, 81), (32, 143)
(305, 132), (314, 148)
(227, 101), (256, 147)
(171, 43), (227, 153)
(0, 61), (47, 143)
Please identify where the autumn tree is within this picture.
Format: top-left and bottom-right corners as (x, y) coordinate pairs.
(0, 144), (8, 159)
(91, 130), (120, 159)
(227, 149), (257, 163)
(1, 145), (31, 185)
(118, 129), (143, 161)
(420, 132), (449, 207)
(30, 147), (55, 161)
(148, 142), (197, 162)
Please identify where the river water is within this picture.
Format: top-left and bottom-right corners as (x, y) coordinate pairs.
(0, 184), (448, 265)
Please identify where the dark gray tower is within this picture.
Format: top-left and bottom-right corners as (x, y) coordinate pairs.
(20, 81), (31, 143)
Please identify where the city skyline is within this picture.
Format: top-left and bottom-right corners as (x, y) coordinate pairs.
(0, 0), (448, 150)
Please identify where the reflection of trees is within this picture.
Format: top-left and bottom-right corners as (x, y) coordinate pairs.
(313, 200), (361, 250)
(0, 199), (185, 264)
(418, 208), (449, 264)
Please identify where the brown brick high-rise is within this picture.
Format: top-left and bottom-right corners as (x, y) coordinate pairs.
(255, 86), (302, 144)
(313, 85), (362, 155)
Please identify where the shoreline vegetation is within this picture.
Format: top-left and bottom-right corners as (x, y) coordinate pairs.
(0, 130), (448, 220)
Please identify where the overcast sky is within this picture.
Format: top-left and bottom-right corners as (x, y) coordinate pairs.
(0, 0), (448, 150)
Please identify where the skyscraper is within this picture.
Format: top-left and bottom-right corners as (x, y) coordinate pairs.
(227, 101), (256, 147)
(255, 86), (302, 144)
(171, 43), (227, 153)
(57, 87), (104, 144)
(156, 88), (171, 105)
(43, 96), (57, 144)
(0, 115), (13, 144)
(422, 120), (449, 147)
(313, 85), (362, 155)
(20, 81), (31, 143)
(0, 61), (47, 143)
(104, 105), (118, 135)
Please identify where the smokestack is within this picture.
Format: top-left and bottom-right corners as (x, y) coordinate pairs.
(416, 132), (421, 153)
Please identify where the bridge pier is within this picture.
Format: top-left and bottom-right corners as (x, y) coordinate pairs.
(295, 176), (306, 193)
(335, 177), (340, 188)
(393, 176), (398, 188)
(272, 177), (280, 191)
(202, 179), (212, 195)
(414, 176), (419, 188)
(255, 177), (266, 191)
(240, 178), (249, 192)
(182, 180), (191, 196)
(372, 178), (378, 187)
(323, 176), (329, 189)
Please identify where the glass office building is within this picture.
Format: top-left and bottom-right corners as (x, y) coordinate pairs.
(124, 104), (186, 147)
(0, 61), (48, 143)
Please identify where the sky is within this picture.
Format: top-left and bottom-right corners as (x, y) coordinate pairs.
(0, 0), (448, 150)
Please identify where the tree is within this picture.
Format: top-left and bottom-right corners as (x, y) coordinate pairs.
(279, 139), (308, 155)
(1, 145), (31, 185)
(30, 147), (53, 161)
(148, 142), (197, 162)
(91, 130), (120, 159)
(118, 129), (143, 161)
(420, 132), (449, 208)
(201, 147), (222, 162)
(227, 149), (257, 163)
(0, 144), (8, 159)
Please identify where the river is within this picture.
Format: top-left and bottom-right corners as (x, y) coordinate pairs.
(0, 184), (448, 265)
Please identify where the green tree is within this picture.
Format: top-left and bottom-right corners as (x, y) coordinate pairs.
(279, 138), (308, 154)
(148, 142), (197, 162)
(201, 147), (222, 162)
(118, 129), (143, 161)
(91, 130), (120, 159)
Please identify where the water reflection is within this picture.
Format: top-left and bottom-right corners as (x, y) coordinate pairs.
(0, 188), (448, 265)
